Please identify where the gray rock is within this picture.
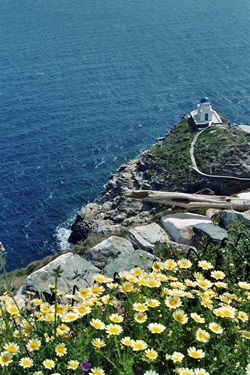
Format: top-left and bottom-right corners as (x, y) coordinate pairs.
(161, 213), (212, 245)
(24, 253), (100, 295)
(193, 223), (228, 247)
(217, 210), (250, 229)
(103, 249), (156, 278)
(86, 236), (134, 269)
(128, 223), (169, 253)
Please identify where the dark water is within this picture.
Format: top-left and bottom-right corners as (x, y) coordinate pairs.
(0, 0), (249, 271)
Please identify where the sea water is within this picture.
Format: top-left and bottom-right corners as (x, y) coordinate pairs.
(0, 0), (249, 271)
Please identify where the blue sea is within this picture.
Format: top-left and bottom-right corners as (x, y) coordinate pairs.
(0, 0), (249, 272)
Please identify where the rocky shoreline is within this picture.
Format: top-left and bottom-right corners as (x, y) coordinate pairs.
(69, 115), (250, 245)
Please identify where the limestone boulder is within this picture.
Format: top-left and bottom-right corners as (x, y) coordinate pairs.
(103, 249), (156, 278)
(128, 223), (169, 253)
(86, 236), (134, 269)
(24, 253), (100, 295)
(161, 213), (212, 245)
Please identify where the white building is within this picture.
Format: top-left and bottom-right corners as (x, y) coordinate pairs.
(191, 97), (222, 128)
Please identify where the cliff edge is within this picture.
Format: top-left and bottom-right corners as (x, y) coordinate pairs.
(69, 115), (250, 244)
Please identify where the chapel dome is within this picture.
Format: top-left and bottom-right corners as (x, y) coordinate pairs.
(200, 97), (210, 103)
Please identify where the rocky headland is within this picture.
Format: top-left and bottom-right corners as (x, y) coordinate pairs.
(69, 114), (250, 245)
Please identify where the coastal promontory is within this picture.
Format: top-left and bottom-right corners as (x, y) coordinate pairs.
(69, 113), (250, 245)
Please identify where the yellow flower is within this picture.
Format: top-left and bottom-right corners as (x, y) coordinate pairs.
(194, 369), (210, 375)
(55, 343), (67, 357)
(190, 313), (205, 323)
(201, 299), (213, 309)
(19, 357), (33, 368)
(185, 279), (196, 287)
(0, 352), (13, 367)
(43, 359), (55, 369)
(40, 302), (51, 314)
(89, 368), (105, 375)
(54, 304), (67, 316)
(144, 348), (158, 361)
(238, 281), (250, 290)
(90, 319), (105, 330)
(131, 339), (148, 351)
(237, 311), (248, 322)
(105, 324), (123, 335)
(93, 274), (111, 283)
(74, 304), (91, 317)
(120, 282), (134, 293)
(4, 342), (19, 355)
(91, 285), (104, 296)
(173, 309), (188, 324)
(134, 312), (147, 323)
(133, 303), (148, 312)
(109, 313), (124, 323)
(245, 364), (250, 375)
(67, 360), (79, 370)
(196, 279), (213, 290)
(187, 346), (205, 359)
(56, 324), (70, 336)
(211, 270), (225, 280)
(27, 339), (41, 352)
(120, 336), (133, 346)
(30, 298), (42, 306)
(92, 338), (106, 349)
(44, 313), (55, 322)
(164, 259), (177, 271)
(131, 267), (144, 277)
(62, 311), (79, 322)
(146, 299), (160, 308)
(198, 260), (213, 270)
(178, 259), (192, 269)
(78, 288), (91, 299)
(178, 368), (193, 375)
(147, 323), (166, 334)
(171, 351), (184, 363)
(165, 295), (182, 309)
(146, 278), (161, 288)
(125, 273), (138, 283)
(152, 261), (164, 271)
(214, 281), (227, 289)
(6, 303), (19, 315)
(242, 331), (250, 339)
(213, 305), (236, 319)
(208, 322), (223, 334)
(195, 328), (210, 343)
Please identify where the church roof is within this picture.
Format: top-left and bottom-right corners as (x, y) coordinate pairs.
(200, 97), (210, 103)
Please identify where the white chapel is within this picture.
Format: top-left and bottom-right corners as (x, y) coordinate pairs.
(191, 97), (222, 128)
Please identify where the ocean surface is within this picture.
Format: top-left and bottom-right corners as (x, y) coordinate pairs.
(0, 0), (249, 272)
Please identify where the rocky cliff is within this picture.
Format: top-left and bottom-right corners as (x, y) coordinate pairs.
(69, 115), (250, 244)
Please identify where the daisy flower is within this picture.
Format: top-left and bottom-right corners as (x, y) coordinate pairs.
(144, 348), (158, 361)
(131, 339), (148, 351)
(133, 303), (148, 312)
(90, 319), (105, 330)
(43, 359), (55, 369)
(165, 295), (182, 309)
(134, 312), (148, 323)
(27, 338), (41, 352)
(4, 342), (19, 355)
(143, 371), (159, 375)
(194, 369), (210, 375)
(121, 336), (133, 347)
(198, 260), (213, 270)
(19, 357), (33, 368)
(173, 309), (189, 324)
(164, 259), (177, 271)
(146, 299), (160, 308)
(178, 259), (192, 269)
(67, 360), (79, 370)
(109, 313), (124, 323)
(0, 352), (13, 367)
(242, 331), (250, 339)
(178, 369), (193, 375)
(147, 322), (166, 334)
(190, 313), (205, 323)
(245, 363), (250, 375)
(238, 281), (250, 290)
(105, 324), (123, 335)
(211, 270), (225, 279)
(187, 347), (205, 359)
(55, 343), (67, 357)
(92, 338), (106, 349)
(89, 367), (105, 375)
(195, 329), (210, 343)
(208, 322), (223, 334)
(171, 351), (184, 363)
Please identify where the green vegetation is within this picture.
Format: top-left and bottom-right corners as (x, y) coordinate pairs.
(0, 224), (250, 375)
